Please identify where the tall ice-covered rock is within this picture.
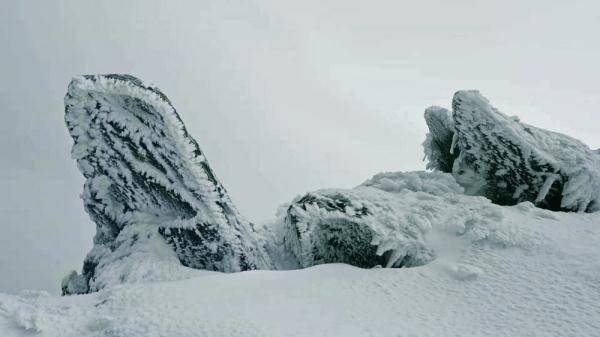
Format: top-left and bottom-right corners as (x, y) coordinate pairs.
(63, 74), (271, 294)
(424, 90), (600, 212)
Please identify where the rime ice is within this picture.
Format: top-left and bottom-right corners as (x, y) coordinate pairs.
(424, 90), (600, 212)
(63, 75), (271, 293)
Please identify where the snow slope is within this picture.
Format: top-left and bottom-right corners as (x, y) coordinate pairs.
(1, 206), (599, 337)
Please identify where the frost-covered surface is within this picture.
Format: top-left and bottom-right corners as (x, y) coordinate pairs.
(361, 170), (464, 195)
(2, 208), (599, 337)
(424, 90), (600, 212)
(282, 171), (521, 269)
(63, 74), (271, 293)
(423, 106), (456, 172)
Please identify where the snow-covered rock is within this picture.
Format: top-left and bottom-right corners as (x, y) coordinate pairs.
(282, 171), (527, 269)
(424, 90), (600, 212)
(63, 74), (271, 293)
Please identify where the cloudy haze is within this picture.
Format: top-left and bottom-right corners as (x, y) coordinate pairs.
(1, 0), (599, 294)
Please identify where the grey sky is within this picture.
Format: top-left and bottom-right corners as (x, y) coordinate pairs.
(1, 0), (599, 294)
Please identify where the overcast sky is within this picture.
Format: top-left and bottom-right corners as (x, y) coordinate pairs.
(1, 0), (599, 294)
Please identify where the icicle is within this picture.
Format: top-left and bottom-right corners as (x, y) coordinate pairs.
(449, 132), (458, 155)
(385, 248), (406, 268)
(535, 174), (558, 203)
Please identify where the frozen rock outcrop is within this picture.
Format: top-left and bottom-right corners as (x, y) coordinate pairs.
(424, 90), (600, 212)
(63, 74), (271, 293)
(281, 171), (521, 269)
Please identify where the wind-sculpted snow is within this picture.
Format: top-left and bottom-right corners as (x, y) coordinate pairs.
(424, 90), (600, 212)
(282, 171), (528, 269)
(63, 74), (271, 293)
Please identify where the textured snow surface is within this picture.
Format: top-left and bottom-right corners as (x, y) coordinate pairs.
(2, 209), (599, 337)
(424, 90), (600, 212)
(64, 75), (270, 293)
(27, 75), (597, 335)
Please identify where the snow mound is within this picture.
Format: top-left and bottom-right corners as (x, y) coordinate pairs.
(424, 90), (600, 212)
(282, 171), (529, 269)
(64, 74), (271, 293)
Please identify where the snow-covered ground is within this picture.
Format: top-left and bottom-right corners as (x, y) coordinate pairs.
(2, 204), (598, 337)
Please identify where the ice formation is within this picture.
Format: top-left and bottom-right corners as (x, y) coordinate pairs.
(424, 90), (600, 212)
(63, 74), (271, 294)
(281, 171), (525, 269)
(423, 106), (457, 172)
(62, 75), (599, 293)
(3, 206), (599, 337)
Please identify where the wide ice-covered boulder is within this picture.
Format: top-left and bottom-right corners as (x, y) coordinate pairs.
(424, 90), (600, 212)
(63, 74), (271, 294)
(282, 171), (522, 269)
